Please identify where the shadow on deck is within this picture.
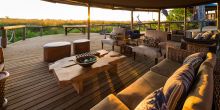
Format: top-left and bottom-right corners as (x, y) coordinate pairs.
(4, 33), (155, 110)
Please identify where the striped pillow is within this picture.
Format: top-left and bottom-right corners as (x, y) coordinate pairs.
(183, 52), (205, 70)
(163, 64), (195, 110)
(135, 87), (168, 110)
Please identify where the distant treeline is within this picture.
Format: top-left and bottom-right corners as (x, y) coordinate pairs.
(0, 18), (131, 26)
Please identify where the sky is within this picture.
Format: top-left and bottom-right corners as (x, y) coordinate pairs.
(0, 0), (166, 21)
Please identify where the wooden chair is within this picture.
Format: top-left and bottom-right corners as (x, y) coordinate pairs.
(101, 27), (127, 51)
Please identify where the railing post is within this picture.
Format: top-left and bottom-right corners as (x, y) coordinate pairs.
(23, 27), (26, 40)
(1, 30), (7, 48)
(40, 27), (43, 37)
(12, 30), (15, 43)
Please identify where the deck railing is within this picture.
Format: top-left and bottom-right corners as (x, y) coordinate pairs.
(0, 20), (216, 47)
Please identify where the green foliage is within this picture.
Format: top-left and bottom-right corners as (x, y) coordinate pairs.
(166, 8), (193, 30)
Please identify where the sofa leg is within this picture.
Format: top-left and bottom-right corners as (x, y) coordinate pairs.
(155, 58), (158, 64)
(112, 45), (114, 51)
(101, 43), (104, 49)
(133, 52), (136, 60)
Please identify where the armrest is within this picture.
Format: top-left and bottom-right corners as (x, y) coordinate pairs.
(167, 47), (193, 63)
(91, 94), (129, 110)
(158, 42), (167, 49)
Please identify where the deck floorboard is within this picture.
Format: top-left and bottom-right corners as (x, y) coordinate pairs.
(4, 33), (155, 110)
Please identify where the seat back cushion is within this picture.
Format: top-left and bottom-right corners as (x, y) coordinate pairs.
(183, 52), (206, 70)
(145, 30), (167, 42)
(182, 53), (216, 110)
(150, 58), (182, 77)
(163, 64), (195, 110)
(117, 71), (167, 109)
(91, 94), (129, 110)
(135, 87), (168, 110)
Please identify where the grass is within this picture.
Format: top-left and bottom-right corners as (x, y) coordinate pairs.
(0, 18), (198, 43)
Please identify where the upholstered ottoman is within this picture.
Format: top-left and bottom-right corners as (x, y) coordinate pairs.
(73, 39), (90, 54)
(43, 42), (71, 62)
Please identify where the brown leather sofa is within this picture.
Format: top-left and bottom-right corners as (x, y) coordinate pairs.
(91, 47), (216, 110)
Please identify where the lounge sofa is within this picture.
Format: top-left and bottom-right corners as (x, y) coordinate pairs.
(91, 47), (216, 110)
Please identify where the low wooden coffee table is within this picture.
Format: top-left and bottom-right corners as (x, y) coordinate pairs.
(49, 50), (126, 94)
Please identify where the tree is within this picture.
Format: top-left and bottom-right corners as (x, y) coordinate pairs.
(166, 8), (192, 30)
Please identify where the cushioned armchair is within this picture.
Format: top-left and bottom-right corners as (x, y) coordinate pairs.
(133, 30), (168, 64)
(101, 27), (127, 51)
(170, 30), (185, 42)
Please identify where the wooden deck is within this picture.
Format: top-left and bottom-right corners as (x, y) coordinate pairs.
(3, 33), (155, 110)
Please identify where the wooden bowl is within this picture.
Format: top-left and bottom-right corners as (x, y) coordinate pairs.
(76, 55), (97, 67)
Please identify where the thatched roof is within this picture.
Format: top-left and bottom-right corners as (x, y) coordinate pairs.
(43, 0), (219, 10)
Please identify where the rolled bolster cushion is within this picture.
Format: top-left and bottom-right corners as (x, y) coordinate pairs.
(91, 94), (129, 110)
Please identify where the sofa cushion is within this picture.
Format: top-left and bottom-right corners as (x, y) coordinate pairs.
(91, 94), (129, 110)
(163, 64), (195, 110)
(101, 38), (115, 45)
(201, 31), (212, 40)
(133, 45), (161, 58)
(182, 53), (216, 110)
(117, 71), (167, 109)
(135, 87), (168, 110)
(150, 59), (182, 77)
(143, 37), (160, 48)
(183, 52), (206, 70)
(194, 33), (203, 40)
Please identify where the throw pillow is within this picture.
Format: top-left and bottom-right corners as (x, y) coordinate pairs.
(201, 31), (212, 40)
(143, 37), (160, 48)
(211, 34), (217, 40)
(135, 88), (168, 110)
(163, 64), (195, 110)
(194, 33), (203, 40)
(183, 52), (206, 70)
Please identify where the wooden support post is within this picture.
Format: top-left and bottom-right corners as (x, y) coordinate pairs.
(217, 2), (220, 30)
(157, 10), (161, 30)
(168, 23), (171, 32)
(87, 1), (91, 39)
(1, 30), (7, 48)
(131, 11), (134, 30)
(184, 7), (187, 35)
(23, 27), (26, 40)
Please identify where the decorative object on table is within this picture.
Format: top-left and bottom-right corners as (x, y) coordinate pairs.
(0, 71), (9, 109)
(43, 42), (71, 62)
(73, 39), (90, 54)
(76, 55), (97, 67)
